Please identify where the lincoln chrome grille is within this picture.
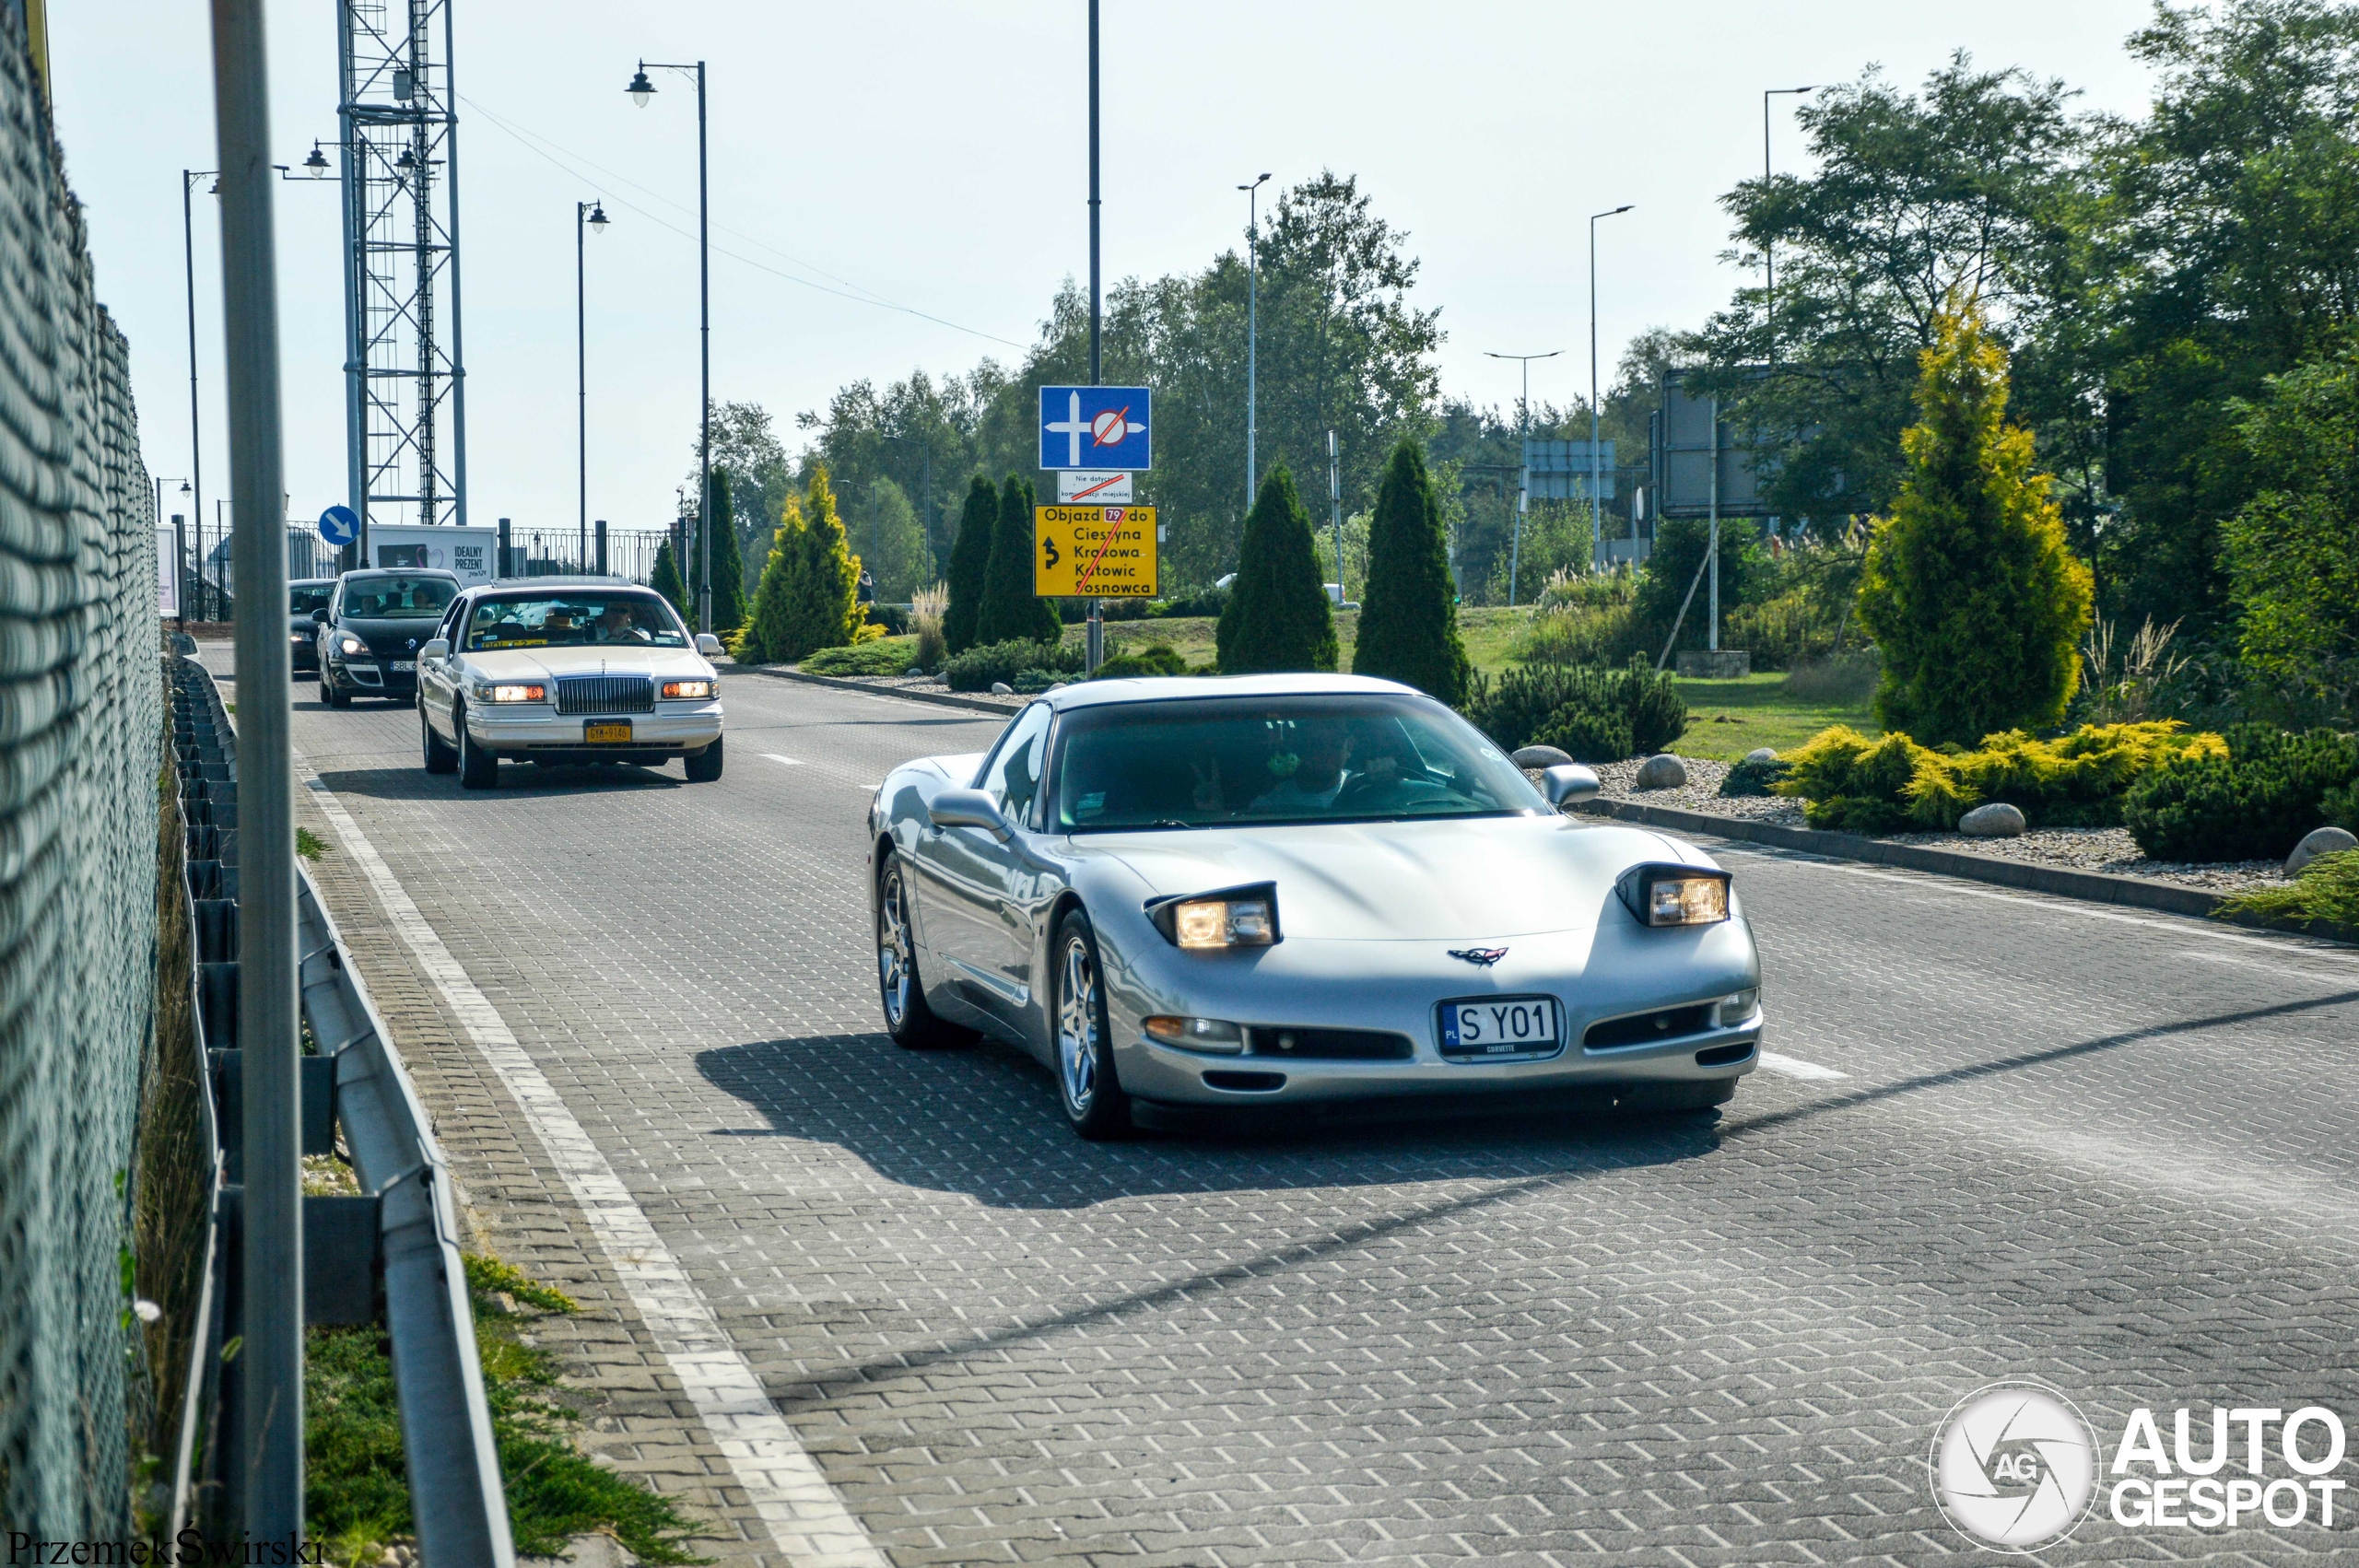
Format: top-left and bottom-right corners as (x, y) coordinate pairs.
(554, 674), (654, 715)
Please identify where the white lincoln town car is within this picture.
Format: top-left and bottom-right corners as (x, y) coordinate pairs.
(415, 578), (727, 788)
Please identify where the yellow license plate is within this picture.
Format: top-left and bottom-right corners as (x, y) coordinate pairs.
(583, 721), (632, 743)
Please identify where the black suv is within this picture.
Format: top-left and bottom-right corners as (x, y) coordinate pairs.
(315, 568), (461, 708)
(288, 579), (335, 676)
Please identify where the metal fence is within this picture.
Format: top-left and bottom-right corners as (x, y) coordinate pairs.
(0, 0), (165, 1533)
(502, 524), (672, 585)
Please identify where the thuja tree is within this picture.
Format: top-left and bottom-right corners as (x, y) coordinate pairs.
(696, 469), (748, 636)
(975, 474), (1061, 647)
(943, 474), (997, 655)
(1218, 466), (1337, 673)
(1856, 300), (2092, 746)
(1353, 436), (1468, 703)
(743, 467), (862, 662)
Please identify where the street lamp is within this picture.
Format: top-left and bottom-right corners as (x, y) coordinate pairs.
(1763, 86), (1814, 367)
(627, 57), (713, 633)
(1590, 204), (1633, 568)
(577, 200), (608, 571)
(1484, 348), (1559, 606)
(1238, 171), (1271, 518)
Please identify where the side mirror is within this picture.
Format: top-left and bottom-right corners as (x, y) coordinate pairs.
(1542, 764), (1601, 809)
(311, 608), (329, 623)
(696, 632), (723, 657)
(926, 787), (1012, 841)
(420, 638), (449, 661)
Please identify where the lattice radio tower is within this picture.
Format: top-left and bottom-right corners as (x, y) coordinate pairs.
(337, 0), (468, 549)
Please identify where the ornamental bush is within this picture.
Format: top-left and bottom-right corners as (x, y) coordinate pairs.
(1777, 720), (2228, 834)
(740, 467), (862, 664)
(2121, 724), (2359, 862)
(943, 474), (996, 656)
(943, 637), (1085, 693)
(1854, 300), (2094, 747)
(1217, 467), (1337, 674)
(1534, 706), (1633, 766)
(1090, 642), (1189, 679)
(975, 474), (1061, 648)
(1353, 437), (1470, 703)
(801, 637), (919, 676)
(1465, 658), (1687, 760)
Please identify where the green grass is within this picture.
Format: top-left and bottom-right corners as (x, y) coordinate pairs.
(2216, 849), (2359, 938)
(306, 1255), (705, 1567)
(1665, 672), (1881, 762)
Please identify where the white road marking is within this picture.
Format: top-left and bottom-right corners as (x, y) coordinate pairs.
(761, 753), (805, 766)
(1759, 1050), (1848, 1082)
(293, 748), (888, 1568)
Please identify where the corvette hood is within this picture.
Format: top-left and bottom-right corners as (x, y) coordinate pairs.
(1085, 814), (1704, 941)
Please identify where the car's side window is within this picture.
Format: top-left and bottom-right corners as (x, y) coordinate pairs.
(979, 705), (1052, 830)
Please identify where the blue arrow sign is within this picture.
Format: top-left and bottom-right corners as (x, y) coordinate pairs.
(1039, 385), (1151, 471)
(317, 504), (359, 548)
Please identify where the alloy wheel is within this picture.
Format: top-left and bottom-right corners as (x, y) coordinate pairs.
(1058, 934), (1098, 1110)
(877, 868), (913, 1030)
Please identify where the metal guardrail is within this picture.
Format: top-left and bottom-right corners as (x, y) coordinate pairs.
(167, 648), (513, 1564)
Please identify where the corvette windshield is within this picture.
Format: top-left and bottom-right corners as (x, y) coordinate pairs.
(464, 593), (687, 650)
(1052, 694), (1545, 831)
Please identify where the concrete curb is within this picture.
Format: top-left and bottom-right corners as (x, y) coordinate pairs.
(1576, 796), (2229, 920)
(731, 663), (1021, 718)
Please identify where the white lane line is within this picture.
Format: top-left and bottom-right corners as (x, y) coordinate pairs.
(1759, 1050), (1848, 1082)
(293, 749), (887, 1568)
(761, 753), (805, 766)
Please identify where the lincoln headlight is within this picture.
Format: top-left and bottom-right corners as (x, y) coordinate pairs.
(1146, 882), (1281, 950)
(1616, 863), (1732, 928)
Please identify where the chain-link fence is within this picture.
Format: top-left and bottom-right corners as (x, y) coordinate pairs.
(0, 0), (164, 1537)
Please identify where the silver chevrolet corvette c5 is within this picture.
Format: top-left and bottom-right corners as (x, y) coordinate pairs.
(865, 673), (1763, 1139)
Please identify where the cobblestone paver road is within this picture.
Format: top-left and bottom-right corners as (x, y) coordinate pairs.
(214, 651), (2359, 1566)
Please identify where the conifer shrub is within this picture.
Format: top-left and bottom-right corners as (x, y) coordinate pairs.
(1535, 707), (1634, 766)
(1464, 659), (1687, 760)
(1090, 642), (1189, 679)
(741, 467), (862, 664)
(651, 536), (689, 624)
(1855, 299), (2094, 747)
(2121, 725), (2359, 861)
(2216, 849), (2359, 938)
(802, 637), (920, 676)
(1217, 467), (1337, 673)
(1353, 437), (1470, 702)
(975, 474), (1061, 647)
(943, 638), (1085, 693)
(1719, 755), (1793, 797)
(943, 475), (996, 656)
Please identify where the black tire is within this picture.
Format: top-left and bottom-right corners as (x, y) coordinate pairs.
(455, 704), (498, 790)
(874, 850), (973, 1049)
(421, 703), (456, 774)
(323, 671), (352, 708)
(1051, 907), (1130, 1139)
(684, 733), (725, 783)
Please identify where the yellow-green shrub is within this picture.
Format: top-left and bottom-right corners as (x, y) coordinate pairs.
(1775, 721), (2225, 833)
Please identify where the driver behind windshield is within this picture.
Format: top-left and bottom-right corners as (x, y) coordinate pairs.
(1250, 719), (1356, 814)
(595, 603), (649, 643)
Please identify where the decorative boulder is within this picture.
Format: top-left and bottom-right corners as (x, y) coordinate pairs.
(1633, 754), (1688, 791)
(906, 663), (927, 677)
(1958, 802), (2026, 837)
(2286, 825), (2358, 877)
(1512, 744), (1574, 769)
(1743, 747), (1778, 765)
(989, 681), (1014, 696)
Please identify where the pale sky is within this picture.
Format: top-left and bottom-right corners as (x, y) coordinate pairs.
(50, 1), (2165, 537)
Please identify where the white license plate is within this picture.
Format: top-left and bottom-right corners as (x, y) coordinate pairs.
(1439, 996), (1559, 1059)
(388, 660), (415, 672)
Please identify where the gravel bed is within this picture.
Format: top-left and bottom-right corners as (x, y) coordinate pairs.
(1574, 751), (2292, 896)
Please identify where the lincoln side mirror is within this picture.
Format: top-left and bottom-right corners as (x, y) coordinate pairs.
(1542, 764), (1601, 808)
(926, 787), (1011, 840)
(419, 638), (449, 661)
(697, 632), (723, 657)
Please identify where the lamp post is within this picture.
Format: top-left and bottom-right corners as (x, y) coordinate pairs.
(1483, 348), (1559, 606)
(1238, 171), (1271, 518)
(576, 200), (608, 571)
(628, 59), (712, 633)
(1590, 205), (1632, 568)
(1763, 87), (1813, 367)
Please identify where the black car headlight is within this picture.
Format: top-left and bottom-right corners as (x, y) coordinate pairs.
(1616, 863), (1731, 928)
(1146, 882), (1281, 949)
(336, 635), (367, 656)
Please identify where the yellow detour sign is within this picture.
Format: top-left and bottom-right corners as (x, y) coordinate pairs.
(1034, 505), (1158, 598)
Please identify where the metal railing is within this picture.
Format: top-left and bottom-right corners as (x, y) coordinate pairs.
(167, 648), (512, 1564)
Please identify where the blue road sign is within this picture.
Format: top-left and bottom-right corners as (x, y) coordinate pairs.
(1039, 385), (1151, 471)
(317, 504), (360, 548)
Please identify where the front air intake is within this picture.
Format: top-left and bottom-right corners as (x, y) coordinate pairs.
(555, 674), (654, 715)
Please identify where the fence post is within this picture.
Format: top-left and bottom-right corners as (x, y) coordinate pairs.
(594, 519), (606, 576)
(497, 516), (511, 578)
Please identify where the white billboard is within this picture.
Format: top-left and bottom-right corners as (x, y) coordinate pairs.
(359, 525), (499, 588)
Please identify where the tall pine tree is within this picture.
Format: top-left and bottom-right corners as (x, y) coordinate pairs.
(1353, 437), (1469, 703)
(737, 490), (804, 663)
(1217, 466), (1337, 673)
(651, 532), (689, 624)
(975, 473), (1061, 646)
(943, 474), (996, 655)
(1856, 299), (2093, 746)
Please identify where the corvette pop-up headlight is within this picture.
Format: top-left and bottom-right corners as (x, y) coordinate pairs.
(1145, 882), (1281, 950)
(1615, 863), (1731, 928)
(1144, 1016), (1245, 1053)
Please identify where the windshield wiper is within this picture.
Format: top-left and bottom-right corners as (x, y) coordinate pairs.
(1147, 818), (1201, 830)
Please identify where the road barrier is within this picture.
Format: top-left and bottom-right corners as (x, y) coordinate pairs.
(167, 650), (513, 1563)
